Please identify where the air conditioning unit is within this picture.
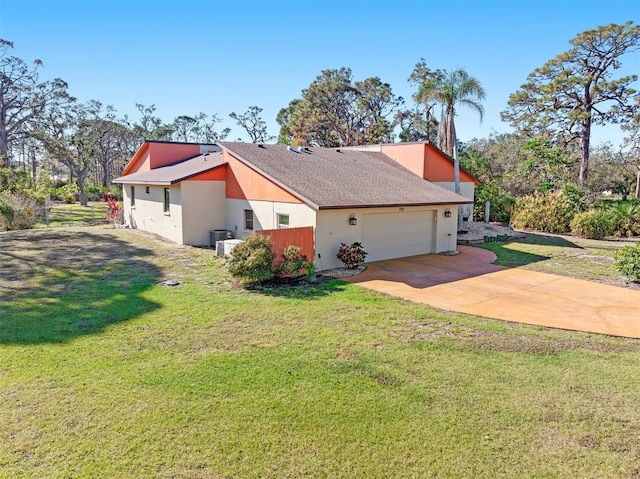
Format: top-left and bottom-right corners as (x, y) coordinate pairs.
(210, 229), (230, 247)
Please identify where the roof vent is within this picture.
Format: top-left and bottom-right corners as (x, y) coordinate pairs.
(336, 148), (341, 153)
(258, 144), (265, 149)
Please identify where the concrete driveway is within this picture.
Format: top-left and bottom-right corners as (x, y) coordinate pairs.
(343, 246), (640, 339)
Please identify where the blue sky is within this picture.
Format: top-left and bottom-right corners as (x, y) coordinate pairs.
(1, 0), (638, 146)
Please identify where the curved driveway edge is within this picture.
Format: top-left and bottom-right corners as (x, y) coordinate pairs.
(344, 246), (640, 339)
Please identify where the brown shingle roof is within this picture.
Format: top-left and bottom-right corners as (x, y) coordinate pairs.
(113, 152), (224, 185)
(218, 142), (471, 209)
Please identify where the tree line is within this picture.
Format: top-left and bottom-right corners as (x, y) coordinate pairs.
(1, 21), (639, 217)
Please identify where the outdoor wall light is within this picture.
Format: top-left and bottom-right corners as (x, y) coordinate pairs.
(349, 214), (358, 225)
(444, 209), (452, 218)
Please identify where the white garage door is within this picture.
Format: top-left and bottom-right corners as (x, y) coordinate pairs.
(361, 210), (436, 262)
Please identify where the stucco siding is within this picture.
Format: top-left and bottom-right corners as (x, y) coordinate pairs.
(225, 199), (316, 239)
(181, 181), (226, 245)
(433, 182), (475, 220)
(124, 184), (183, 244)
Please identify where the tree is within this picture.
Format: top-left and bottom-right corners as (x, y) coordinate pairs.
(622, 96), (640, 197)
(125, 103), (172, 144)
(395, 107), (436, 142)
(35, 100), (97, 206)
(406, 59), (444, 142)
(82, 100), (131, 187)
(230, 106), (274, 143)
(168, 112), (230, 143)
(0, 39), (70, 166)
(502, 21), (640, 186)
(277, 68), (403, 147)
(422, 67), (485, 230)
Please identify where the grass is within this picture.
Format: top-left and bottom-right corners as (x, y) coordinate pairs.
(1, 227), (640, 478)
(479, 232), (638, 287)
(35, 201), (111, 228)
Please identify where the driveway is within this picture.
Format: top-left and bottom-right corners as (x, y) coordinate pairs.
(343, 246), (640, 339)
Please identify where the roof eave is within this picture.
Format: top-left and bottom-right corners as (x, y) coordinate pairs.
(318, 200), (473, 210)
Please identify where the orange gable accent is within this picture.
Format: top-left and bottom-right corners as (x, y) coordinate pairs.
(224, 151), (302, 203)
(380, 143), (426, 177)
(121, 142), (203, 176)
(186, 166), (227, 181)
(380, 142), (480, 185)
(424, 144), (478, 184)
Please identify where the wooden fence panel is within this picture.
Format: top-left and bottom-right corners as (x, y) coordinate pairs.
(257, 226), (315, 261)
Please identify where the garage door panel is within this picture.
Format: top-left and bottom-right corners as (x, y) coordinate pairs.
(362, 211), (435, 262)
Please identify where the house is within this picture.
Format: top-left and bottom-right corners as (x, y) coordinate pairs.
(114, 140), (476, 271)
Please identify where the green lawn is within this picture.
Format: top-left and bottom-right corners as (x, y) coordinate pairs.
(1, 227), (639, 478)
(479, 232), (638, 288)
(35, 201), (111, 228)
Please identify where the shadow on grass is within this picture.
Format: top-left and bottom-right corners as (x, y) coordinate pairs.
(254, 278), (350, 299)
(478, 233), (582, 268)
(518, 233), (582, 249)
(0, 229), (161, 344)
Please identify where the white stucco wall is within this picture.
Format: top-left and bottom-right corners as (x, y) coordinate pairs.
(181, 181), (226, 245)
(433, 182), (475, 220)
(123, 183), (183, 244)
(315, 205), (458, 271)
(225, 199), (316, 239)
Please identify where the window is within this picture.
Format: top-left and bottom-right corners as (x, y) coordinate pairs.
(277, 214), (290, 228)
(145, 186), (150, 194)
(130, 186), (135, 207)
(163, 188), (170, 213)
(244, 209), (253, 230)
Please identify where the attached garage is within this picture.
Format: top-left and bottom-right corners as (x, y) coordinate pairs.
(361, 210), (436, 262)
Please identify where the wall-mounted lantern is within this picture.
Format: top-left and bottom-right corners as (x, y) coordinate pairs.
(349, 214), (358, 226)
(444, 208), (452, 218)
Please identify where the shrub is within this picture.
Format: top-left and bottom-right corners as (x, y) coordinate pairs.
(303, 261), (317, 282)
(570, 209), (615, 239)
(0, 192), (42, 231)
(48, 184), (78, 201)
(227, 233), (275, 283)
(474, 182), (514, 223)
(103, 193), (122, 227)
(86, 186), (108, 202)
(274, 245), (308, 278)
(512, 185), (585, 234)
(64, 193), (76, 204)
(0, 167), (31, 193)
(614, 242), (640, 282)
(607, 202), (640, 238)
(336, 242), (367, 269)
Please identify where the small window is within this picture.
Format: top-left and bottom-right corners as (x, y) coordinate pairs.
(163, 188), (170, 213)
(145, 186), (150, 194)
(244, 209), (253, 230)
(130, 186), (135, 207)
(278, 214), (290, 229)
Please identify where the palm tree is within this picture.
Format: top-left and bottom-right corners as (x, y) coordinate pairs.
(431, 68), (485, 229)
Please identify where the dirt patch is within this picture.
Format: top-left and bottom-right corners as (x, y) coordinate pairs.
(407, 318), (640, 353)
(578, 435), (600, 449)
(457, 330), (639, 354)
(336, 348), (358, 361)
